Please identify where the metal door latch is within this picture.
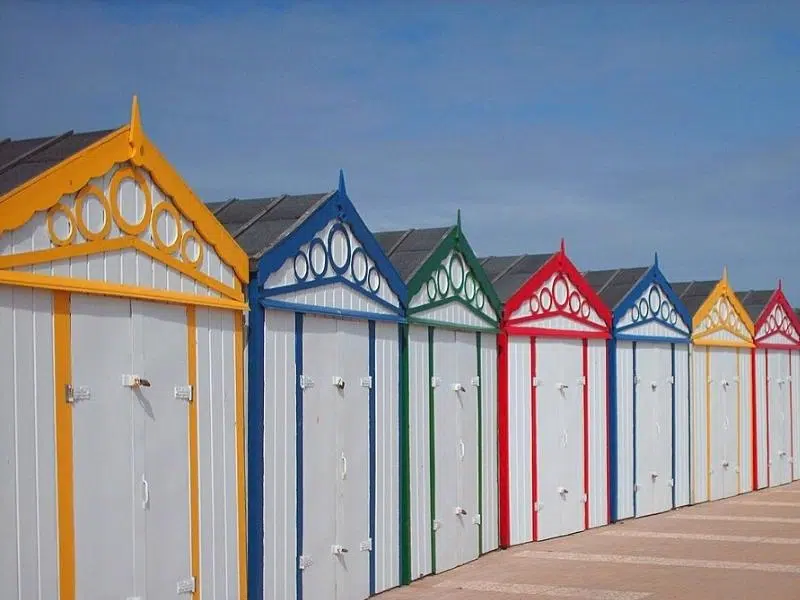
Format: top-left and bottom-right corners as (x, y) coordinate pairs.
(331, 544), (349, 555)
(122, 375), (151, 388)
(557, 486), (569, 495)
(651, 471), (659, 479)
(651, 382), (658, 390)
(454, 506), (467, 516)
(332, 376), (345, 390)
(452, 383), (466, 393)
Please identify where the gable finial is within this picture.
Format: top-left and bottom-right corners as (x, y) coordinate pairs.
(560, 237), (566, 254)
(654, 251), (659, 268)
(338, 169), (347, 196)
(129, 95), (141, 145)
(722, 265), (728, 282)
(778, 278), (783, 291)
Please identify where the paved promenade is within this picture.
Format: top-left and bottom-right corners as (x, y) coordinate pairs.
(380, 481), (800, 599)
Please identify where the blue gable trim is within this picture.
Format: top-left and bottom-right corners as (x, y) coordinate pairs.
(264, 276), (402, 315)
(255, 182), (408, 312)
(612, 260), (692, 341)
(261, 297), (405, 323)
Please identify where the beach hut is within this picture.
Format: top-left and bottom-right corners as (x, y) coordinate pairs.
(481, 241), (612, 547)
(0, 98), (249, 599)
(673, 271), (755, 503)
(210, 173), (406, 600)
(374, 218), (501, 582)
(584, 256), (692, 521)
(739, 285), (800, 487)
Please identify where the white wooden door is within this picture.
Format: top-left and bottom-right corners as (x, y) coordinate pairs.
(132, 301), (192, 598)
(768, 353), (792, 486)
(71, 295), (141, 600)
(456, 331), (480, 566)
(654, 346), (674, 514)
(534, 338), (584, 540)
(560, 340), (585, 536)
(301, 315), (339, 600)
(335, 319), (371, 600)
(709, 349), (739, 500)
(432, 329), (460, 573)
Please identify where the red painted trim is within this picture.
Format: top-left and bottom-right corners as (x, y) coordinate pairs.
(757, 341), (800, 350)
(765, 349), (771, 488)
(605, 339), (611, 525)
(507, 314), (608, 330)
(790, 350), (795, 478)
(505, 325), (610, 340)
(497, 332), (510, 548)
(530, 336), (538, 541)
(753, 288), (800, 349)
(582, 338), (590, 530)
(502, 250), (613, 330)
(751, 348), (759, 490)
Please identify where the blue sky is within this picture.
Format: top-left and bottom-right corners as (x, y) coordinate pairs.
(1, 1), (799, 304)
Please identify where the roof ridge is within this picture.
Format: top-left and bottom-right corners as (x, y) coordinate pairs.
(231, 194), (287, 239)
(596, 268), (622, 297)
(0, 130), (74, 176)
(211, 197), (238, 216)
(492, 254), (529, 284)
(386, 228), (415, 257)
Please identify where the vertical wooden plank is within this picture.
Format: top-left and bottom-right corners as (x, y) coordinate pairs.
(187, 306), (200, 599)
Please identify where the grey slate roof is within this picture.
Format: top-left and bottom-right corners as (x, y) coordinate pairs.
(796, 308), (800, 321)
(736, 289), (774, 322)
(0, 129), (116, 196)
(479, 254), (552, 303)
(207, 193), (331, 268)
(374, 227), (452, 283)
(672, 280), (720, 316)
(582, 267), (649, 311)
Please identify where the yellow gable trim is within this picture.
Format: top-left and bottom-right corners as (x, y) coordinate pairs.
(690, 275), (754, 346)
(0, 97), (249, 284)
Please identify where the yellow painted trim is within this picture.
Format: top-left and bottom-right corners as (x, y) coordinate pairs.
(109, 166), (152, 236)
(46, 203), (77, 247)
(691, 276), (755, 346)
(54, 292), (75, 600)
(234, 314), (248, 599)
(0, 269), (246, 311)
(705, 346), (711, 502)
(736, 347), (741, 494)
(0, 99), (249, 283)
(0, 237), (132, 270)
(181, 230), (204, 269)
(187, 307), (200, 599)
(151, 200), (182, 254)
(130, 239), (242, 302)
(692, 336), (754, 349)
(74, 184), (112, 241)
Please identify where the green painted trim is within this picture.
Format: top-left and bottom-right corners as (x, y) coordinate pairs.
(399, 323), (411, 585)
(428, 326), (437, 573)
(409, 316), (498, 333)
(405, 224), (503, 317)
(476, 331), (483, 555)
(409, 295), (499, 328)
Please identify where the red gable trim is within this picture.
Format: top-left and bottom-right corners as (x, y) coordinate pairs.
(502, 247), (613, 334)
(753, 287), (800, 349)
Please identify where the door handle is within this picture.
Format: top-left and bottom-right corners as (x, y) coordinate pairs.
(341, 453), (347, 479)
(142, 475), (150, 509)
(458, 440), (465, 460)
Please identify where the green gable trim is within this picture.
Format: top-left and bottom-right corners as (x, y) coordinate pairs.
(408, 296), (499, 330)
(406, 223), (502, 318)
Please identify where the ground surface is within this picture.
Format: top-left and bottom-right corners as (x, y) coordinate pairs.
(379, 480), (800, 599)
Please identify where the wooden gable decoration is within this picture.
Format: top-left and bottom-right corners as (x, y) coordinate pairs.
(753, 282), (800, 349)
(692, 268), (754, 348)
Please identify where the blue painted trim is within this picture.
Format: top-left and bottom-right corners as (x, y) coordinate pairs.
(615, 333), (691, 344)
(294, 313), (304, 599)
(632, 341), (638, 517)
(261, 298), (405, 324)
(671, 343), (677, 509)
(616, 319), (690, 339)
(608, 338), (618, 522)
(263, 275), (402, 316)
(246, 281), (265, 600)
(368, 321), (377, 595)
(256, 186), (408, 308)
(612, 262), (693, 339)
(397, 322), (407, 581)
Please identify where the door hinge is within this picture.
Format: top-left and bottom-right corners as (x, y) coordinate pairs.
(298, 555), (312, 570)
(667, 376), (675, 385)
(581, 493), (588, 503)
(360, 376), (373, 388)
(472, 513), (482, 525)
(431, 376), (441, 388)
(174, 385), (193, 402)
(176, 576), (196, 594)
(532, 376), (541, 387)
(668, 478), (675, 487)
(577, 376), (586, 386)
(65, 384), (91, 403)
(432, 519), (441, 531)
(359, 538), (373, 552)
(471, 376), (481, 387)
(299, 375), (314, 389)
(534, 501), (542, 512)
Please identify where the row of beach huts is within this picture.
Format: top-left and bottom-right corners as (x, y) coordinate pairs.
(2, 99), (799, 600)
